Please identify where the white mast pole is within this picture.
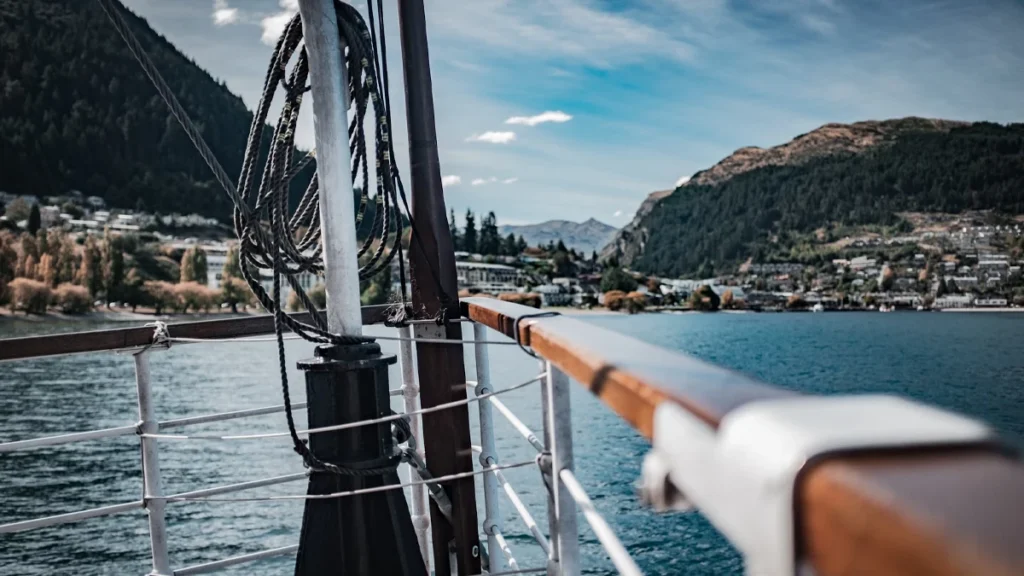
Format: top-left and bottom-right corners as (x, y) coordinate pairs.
(297, 0), (362, 336)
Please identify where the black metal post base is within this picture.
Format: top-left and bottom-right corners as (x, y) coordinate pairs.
(294, 342), (427, 576)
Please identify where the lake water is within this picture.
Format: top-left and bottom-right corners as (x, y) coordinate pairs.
(1, 312), (1022, 575)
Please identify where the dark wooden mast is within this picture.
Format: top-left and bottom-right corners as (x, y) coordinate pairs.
(396, 1), (481, 574)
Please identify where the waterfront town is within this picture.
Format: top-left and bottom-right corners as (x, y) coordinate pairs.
(1, 190), (1022, 315)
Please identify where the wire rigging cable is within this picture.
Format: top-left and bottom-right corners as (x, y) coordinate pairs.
(95, 0), (441, 475)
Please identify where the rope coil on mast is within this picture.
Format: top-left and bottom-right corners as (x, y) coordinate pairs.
(94, 0), (449, 476)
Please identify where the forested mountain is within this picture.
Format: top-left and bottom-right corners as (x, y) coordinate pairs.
(603, 119), (1024, 278)
(499, 218), (617, 254)
(0, 0), (312, 220)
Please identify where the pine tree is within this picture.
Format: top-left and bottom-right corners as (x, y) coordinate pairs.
(517, 236), (527, 254)
(503, 233), (518, 256)
(27, 204), (41, 234)
(462, 209), (477, 254)
(448, 209), (460, 251)
(104, 237), (125, 304)
(479, 211), (500, 255)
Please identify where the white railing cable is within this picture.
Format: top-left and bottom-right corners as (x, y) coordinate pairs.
(0, 424), (139, 452)
(142, 374), (544, 441)
(470, 445), (551, 556)
(0, 500), (144, 533)
(490, 526), (520, 570)
(474, 322), (504, 573)
(159, 403), (307, 429)
(167, 333), (519, 345)
(173, 545), (299, 575)
(472, 568), (548, 576)
(162, 473), (309, 501)
(154, 460), (536, 503)
(559, 469), (643, 576)
(468, 382), (545, 453)
(399, 324), (431, 573)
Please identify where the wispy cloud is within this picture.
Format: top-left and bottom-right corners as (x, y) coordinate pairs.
(613, 210), (623, 217)
(502, 177), (519, 184)
(212, 0), (238, 26)
(261, 0), (298, 46)
(466, 131), (517, 144)
(505, 111), (573, 127)
(441, 175), (462, 187)
(471, 177), (496, 186)
(675, 175), (691, 187)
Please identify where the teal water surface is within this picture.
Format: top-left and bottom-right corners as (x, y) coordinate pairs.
(1, 312), (1022, 574)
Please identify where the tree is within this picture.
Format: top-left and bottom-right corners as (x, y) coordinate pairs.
(220, 276), (249, 313)
(503, 233), (518, 256)
(449, 209), (460, 251)
(552, 251), (574, 277)
(77, 237), (104, 297)
(4, 198), (31, 223)
(361, 268), (392, 305)
(600, 266), (637, 292)
(517, 236), (528, 254)
(935, 278), (948, 297)
(180, 246), (208, 284)
(0, 234), (17, 305)
(479, 211), (500, 255)
(38, 253), (56, 287)
(221, 245), (242, 280)
(880, 266), (895, 292)
(689, 285), (721, 311)
(462, 209), (477, 254)
(27, 203), (41, 234)
(143, 281), (176, 315)
(123, 268), (145, 312)
(591, 250), (598, 262)
(54, 283), (91, 314)
(104, 236), (125, 305)
(720, 289), (735, 309)
(8, 278), (51, 314)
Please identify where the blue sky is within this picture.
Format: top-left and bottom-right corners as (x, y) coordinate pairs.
(121, 0), (1024, 226)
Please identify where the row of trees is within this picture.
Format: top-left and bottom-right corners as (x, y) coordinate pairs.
(448, 209), (528, 256)
(0, 229), (260, 315)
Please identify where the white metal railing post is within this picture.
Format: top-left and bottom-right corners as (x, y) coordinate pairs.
(545, 362), (580, 576)
(134, 350), (171, 576)
(473, 323), (502, 571)
(399, 324), (431, 572)
(539, 360), (560, 575)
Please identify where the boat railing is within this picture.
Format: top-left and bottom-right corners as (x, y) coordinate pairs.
(1, 299), (1022, 576)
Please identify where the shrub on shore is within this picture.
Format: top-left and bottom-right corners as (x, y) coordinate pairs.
(174, 282), (216, 313)
(9, 278), (51, 314)
(54, 283), (92, 314)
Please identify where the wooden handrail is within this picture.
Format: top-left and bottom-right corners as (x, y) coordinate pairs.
(461, 297), (1024, 576)
(0, 305), (392, 362)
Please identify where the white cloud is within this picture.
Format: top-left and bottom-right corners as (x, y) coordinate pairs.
(212, 0), (238, 26)
(261, 0), (299, 45)
(675, 175), (691, 187)
(613, 210), (623, 217)
(505, 111), (573, 127)
(502, 178), (519, 184)
(441, 175), (462, 187)
(466, 131), (517, 144)
(471, 177), (498, 186)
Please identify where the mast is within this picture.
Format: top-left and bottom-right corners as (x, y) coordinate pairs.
(396, 1), (482, 574)
(298, 0), (362, 334)
(292, 2), (424, 574)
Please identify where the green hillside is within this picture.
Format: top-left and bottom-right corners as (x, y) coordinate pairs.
(630, 122), (1024, 277)
(0, 0), (312, 219)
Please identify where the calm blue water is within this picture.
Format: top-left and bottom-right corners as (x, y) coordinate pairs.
(1, 312), (1022, 575)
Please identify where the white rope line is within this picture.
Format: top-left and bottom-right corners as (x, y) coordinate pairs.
(473, 569), (547, 576)
(154, 460), (535, 503)
(142, 373), (544, 441)
(167, 333), (519, 345)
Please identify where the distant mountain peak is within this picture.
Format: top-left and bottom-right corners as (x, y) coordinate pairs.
(499, 218), (617, 254)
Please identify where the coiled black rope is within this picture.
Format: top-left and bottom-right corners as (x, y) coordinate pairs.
(96, 0), (456, 476)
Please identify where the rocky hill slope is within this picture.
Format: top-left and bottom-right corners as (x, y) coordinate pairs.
(602, 118), (1024, 277)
